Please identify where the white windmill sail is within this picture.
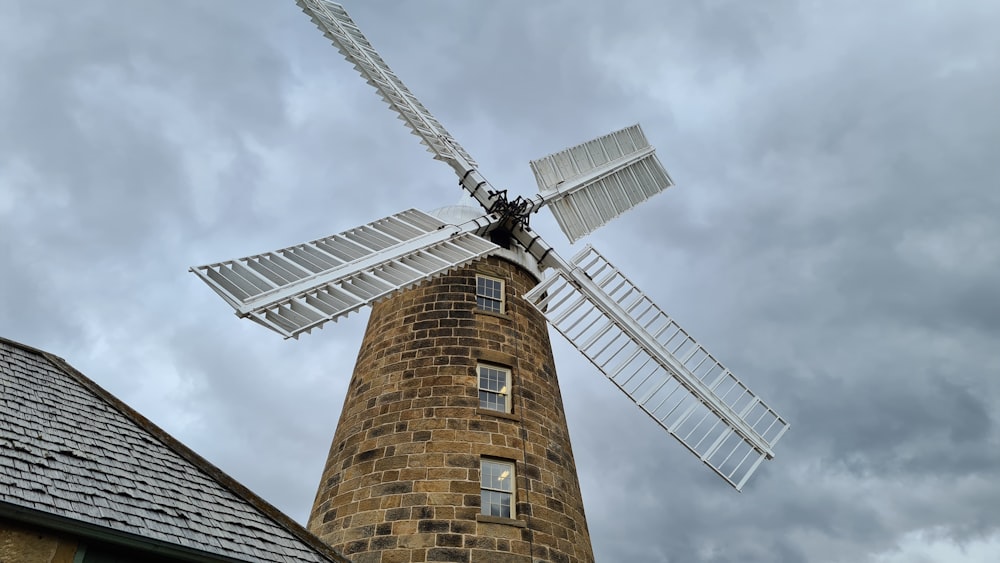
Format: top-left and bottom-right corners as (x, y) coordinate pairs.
(524, 245), (788, 490)
(192, 209), (497, 339)
(296, 0), (477, 173)
(530, 124), (674, 243)
(192, 1), (788, 493)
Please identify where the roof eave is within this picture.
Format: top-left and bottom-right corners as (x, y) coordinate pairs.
(0, 501), (247, 562)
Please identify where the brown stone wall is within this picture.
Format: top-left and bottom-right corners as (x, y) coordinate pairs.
(0, 520), (78, 563)
(308, 256), (594, 563)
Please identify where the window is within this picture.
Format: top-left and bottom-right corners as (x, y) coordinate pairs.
(478, 364), (511, 413)
(476, 275), (504, 313)
(481, 459), (515, 518)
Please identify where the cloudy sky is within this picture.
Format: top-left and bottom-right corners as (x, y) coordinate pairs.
(2, 1), (999, 561)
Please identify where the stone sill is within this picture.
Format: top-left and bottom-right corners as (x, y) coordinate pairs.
(476, 514), (527, 528)
(473, 309), (511, 321)
(476, 408), (521, 423)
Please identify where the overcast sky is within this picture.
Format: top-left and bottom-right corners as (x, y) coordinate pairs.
(2, 1), (999, 562)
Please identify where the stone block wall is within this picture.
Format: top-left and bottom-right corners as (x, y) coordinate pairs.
(308, 256), (594, 563)
(0, 520), (78, 563)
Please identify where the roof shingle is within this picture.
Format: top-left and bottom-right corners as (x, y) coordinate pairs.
(0, 337), (349, 563)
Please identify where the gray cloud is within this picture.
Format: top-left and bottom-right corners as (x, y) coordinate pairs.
(2, 1), (999, 562)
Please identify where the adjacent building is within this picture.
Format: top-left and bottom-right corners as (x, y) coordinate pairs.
(0, 336), (350, 563)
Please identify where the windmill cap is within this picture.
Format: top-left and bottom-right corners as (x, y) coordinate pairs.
(428, 203), (485, 225)
(428, 204), (544, 280)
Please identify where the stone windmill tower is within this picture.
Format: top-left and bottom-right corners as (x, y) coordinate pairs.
(305, 248), (592, 562)
(191, 2), (789, 562)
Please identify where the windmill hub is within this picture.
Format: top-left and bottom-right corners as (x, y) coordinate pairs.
(485, 189), (537, 230)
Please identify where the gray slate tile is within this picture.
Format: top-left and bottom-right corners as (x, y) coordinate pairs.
(0, 338), (348, 563)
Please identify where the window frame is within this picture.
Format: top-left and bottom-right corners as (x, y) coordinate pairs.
(480, 458), (516, 519)
(475, 274), (505, 314)
(477, 363), (512, 414)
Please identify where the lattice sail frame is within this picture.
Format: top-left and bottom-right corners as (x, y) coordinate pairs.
(192, 209), (497, 339)
(192, 0), (789, 490)
(525, 246), (789, 490)
(531, 124), (674, 243)
(296, 0), (477, 173)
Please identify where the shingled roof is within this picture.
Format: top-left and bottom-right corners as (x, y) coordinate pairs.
(0, 336), (349, 563)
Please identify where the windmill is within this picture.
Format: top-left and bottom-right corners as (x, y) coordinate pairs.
(192, 1), (788, 561)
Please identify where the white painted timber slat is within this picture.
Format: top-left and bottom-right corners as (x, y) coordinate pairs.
(296, 0), (477, 172)
(530, 124), (674, 243)
(192, 208), (498, 338)
(524, 245), (788, 490)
